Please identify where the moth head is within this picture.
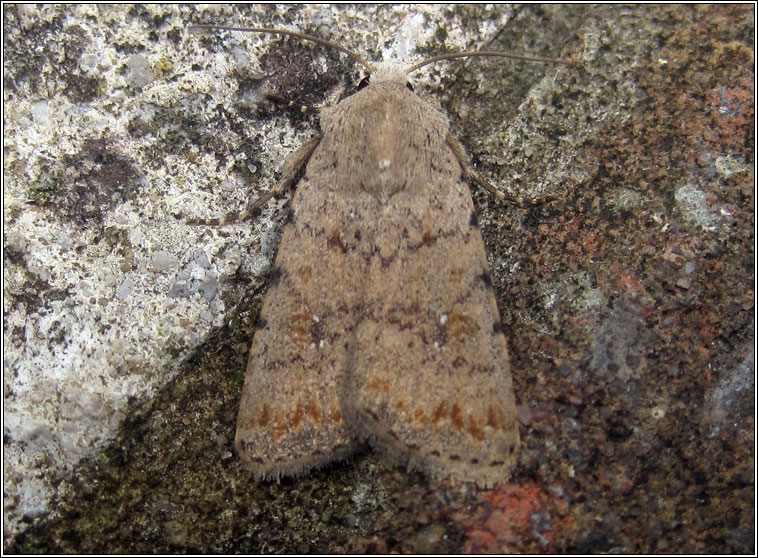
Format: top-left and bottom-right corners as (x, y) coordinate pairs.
(357, 65), (415, 93)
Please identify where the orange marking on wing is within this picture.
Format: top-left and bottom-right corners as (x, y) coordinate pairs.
(468, 416), (485, 442)
(487, 406), (503, 429)
(329, 404), (342, 424)
(288, 311), (314, 342)
(271, 414), (287, 442)
(447, 268), (464, 284)
(296, 264), (313, 285)
(421, 229), (436, 246)
(432, 402), (447, 424)
(258, 403), (271, 427)
(307, 396), (323, 425)
(451, 402), (464, 431)
(367, 375), (391, 393)
(447, 312), (479, 341)
(291, 400), (304, 431)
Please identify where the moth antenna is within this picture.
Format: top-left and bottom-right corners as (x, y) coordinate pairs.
(406, 50), (572, 74)
(189, 24), (376, 73)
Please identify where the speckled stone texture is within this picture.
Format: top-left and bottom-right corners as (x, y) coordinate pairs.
(4, 4), (753, 554)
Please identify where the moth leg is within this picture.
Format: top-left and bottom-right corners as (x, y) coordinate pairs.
(263, 93), (321, 116)
(446, 133), (556, 207)
(186, 134), (322, 225)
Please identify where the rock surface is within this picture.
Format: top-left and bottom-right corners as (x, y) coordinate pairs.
(4, 4), (753, 553)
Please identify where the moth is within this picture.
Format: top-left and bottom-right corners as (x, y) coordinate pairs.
(189, 26), (566, 487)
